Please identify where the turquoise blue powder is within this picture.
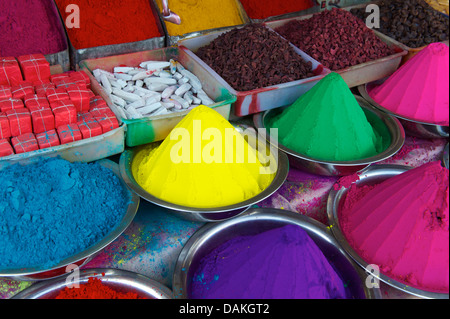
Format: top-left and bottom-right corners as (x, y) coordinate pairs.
(0, 158), (129, 270)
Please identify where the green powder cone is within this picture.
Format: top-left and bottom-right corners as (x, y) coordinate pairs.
(268, 72), (381, 161)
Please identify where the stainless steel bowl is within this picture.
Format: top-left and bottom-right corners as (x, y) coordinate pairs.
(253, 95), (405, 176)
(119, 127), (289, 222)
(11, 268), (172, 299)
(172, 207), (382, 299)
(327, 164), (449, 299)
(0, 159), (140, 281)
(358, 80), (449, 139)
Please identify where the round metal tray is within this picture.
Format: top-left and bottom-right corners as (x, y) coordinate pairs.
(120, 126), (289, 222)
(327, 164), (449, 299)
(358, 80), (449, 139)
(11, 268), (172, 299)
(172, 207), (382, 299)
(253, 95), (405, 176)
(0, 159), (140, 281)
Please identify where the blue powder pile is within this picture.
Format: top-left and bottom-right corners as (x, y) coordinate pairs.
(0, 158), (129, 270)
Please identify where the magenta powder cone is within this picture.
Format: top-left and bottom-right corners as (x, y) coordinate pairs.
(340, 161), (449, 293)
(369, 43), (449, 126)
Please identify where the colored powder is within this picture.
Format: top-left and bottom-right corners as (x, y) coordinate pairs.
(274, 8), (396, 71)
(339, 161), (449, 293)
(55, 277), (145, 299)
(189, 224), (348, 299)
(132, 105), (275, 208)
(0, 158), (129, 270)
(0, 0), (67, 57)
(239, 0), (315, 20)
(267, 72), (386, 162)
(54, 0), (162, 49)
(155, 0), (244, 36)
(369, 43), (449, 126)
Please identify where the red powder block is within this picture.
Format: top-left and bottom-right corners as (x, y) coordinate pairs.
(93, 113), (119, 133)
(0, 57), (23, 86)
(0, 85), (12, 100)
(69, 70), (91, 88)
(46, 87), (69, 103)
(36, 129), (60, 149)
(57, 123), (83, 144)
(50, 100), (77, 128)
(17, 54), (51, 83)
(11, 132), (39, 154)
(0, 112), (11, 139)
(54, 78), (87, 90)
(66, 84), (91, 112)
(77, 113), (103, 139)
(0, 138), (14, 157)
(31, 108), (55, 134)
(0, 99), (24, 113)
(89, 95), (108, 110)
(6, 108), (32, 137)
(35, 82), (56, 97)
(50, 73), (69, 84)
(25, 95), (51, 112)
(11, 83), (34, 100)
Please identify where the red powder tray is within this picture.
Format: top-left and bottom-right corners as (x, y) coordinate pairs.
(264, 12), (408, 89)
(178, 25), (330, 117)
(0, 64), (126, 165)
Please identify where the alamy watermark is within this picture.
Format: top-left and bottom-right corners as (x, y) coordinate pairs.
(168, 120), (278, 175)
(365, 4), (380, 29)
(65, 4), (80, 29)
(365, 264), (380, 289)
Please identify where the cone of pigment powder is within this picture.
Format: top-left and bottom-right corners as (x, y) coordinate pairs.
(267, 72), (387, 162)
(339, 161), (449, 294)
(132, 105), (275, 208)
(190, 224), (348, 299)
(368, 43), (449, 126)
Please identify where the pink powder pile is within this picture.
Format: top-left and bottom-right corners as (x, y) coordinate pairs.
(339, 161), (449, 293)
(369, 43), (449, 126)
(0, 0), (67, 57)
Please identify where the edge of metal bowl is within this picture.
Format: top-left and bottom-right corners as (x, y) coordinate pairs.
(0, 159), (140, 281)
(172, 207), (383, 300)
(11, 268), (172, 299)
(327, 164), (449, 299)
(253, 95), (406, 176)
(358, 80), (449, 139)
(119, 127), (289, 221)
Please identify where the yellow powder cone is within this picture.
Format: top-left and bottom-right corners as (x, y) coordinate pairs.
(132, 105), (275, 208)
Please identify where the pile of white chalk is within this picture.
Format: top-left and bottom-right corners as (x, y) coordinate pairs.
(93, 59), (215, 119)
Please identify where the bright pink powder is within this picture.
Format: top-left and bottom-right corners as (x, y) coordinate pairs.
(369, 43), (449, 126)
(339, 161), (449, 293)
(0, 0), (67, 57)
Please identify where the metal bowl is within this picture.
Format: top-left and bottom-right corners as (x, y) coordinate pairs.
(11, 268), (172, 299)
(119, 127), (289, 222)
(0, 159), (140, 281)
(327, 164), (449, 299)
(172, 207), (382, 299)
(358, 80), (449, 139)
(253, 95), (405, 176)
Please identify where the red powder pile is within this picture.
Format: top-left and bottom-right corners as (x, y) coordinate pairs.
(54, 0), (162, 49)
(55, 277), (145, 299)
(240, 0), (315, 20)
(275, 8), (396, 70)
